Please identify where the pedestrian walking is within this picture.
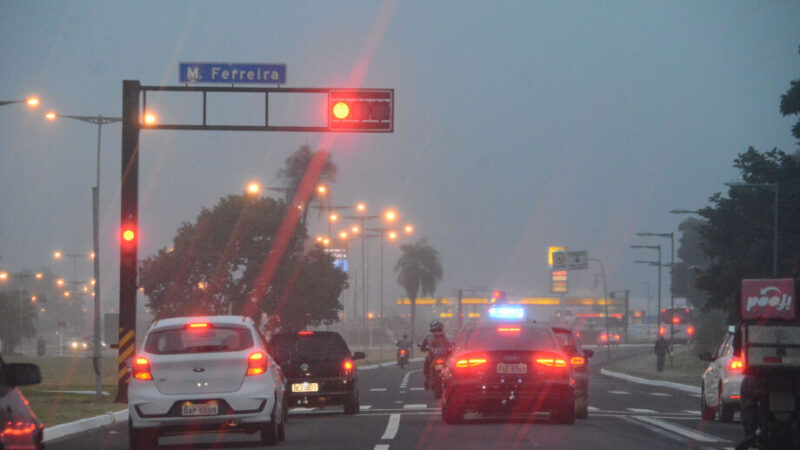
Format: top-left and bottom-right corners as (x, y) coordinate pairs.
(654, 335), (669, 372)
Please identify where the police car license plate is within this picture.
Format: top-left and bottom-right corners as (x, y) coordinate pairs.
(181, 402), (218, 416)
(496, 363), (527, 374)
(292, 382), (319, 393)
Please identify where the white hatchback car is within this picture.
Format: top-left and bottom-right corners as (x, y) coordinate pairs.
(128, 315), (287, 448)
(699, 326), (743, 422)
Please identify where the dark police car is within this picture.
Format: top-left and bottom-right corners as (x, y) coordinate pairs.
(441, 320), (576, 424)
(269, 331), (364, 415)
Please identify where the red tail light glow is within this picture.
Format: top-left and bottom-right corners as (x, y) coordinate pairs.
(188, 323), (209, 329)
(729, 358), (744, 371)
(570, 356), (586, 367)
(455, 354), (488, 368)
(659, 326), (666, 336)
(246, 352), (268, 376)
(535, 358), (567, 368)
(687, 326), (695, 336)
(434, 358), (445, 365)
(343, 360), (354, 371)
(497, 327), (521, 332)
(298, 331), (314, 336)
(132, 356), (153, 380)
(672, 317), (681, 324)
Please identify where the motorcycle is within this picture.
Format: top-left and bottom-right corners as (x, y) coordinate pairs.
(736, 373), (800, 450)
(397, 348), (409, 368)
(429, 355), (446, 399)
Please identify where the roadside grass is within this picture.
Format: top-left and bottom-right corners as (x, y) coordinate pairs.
(605, 343), (708, 387)
(4, 354), (124, 427)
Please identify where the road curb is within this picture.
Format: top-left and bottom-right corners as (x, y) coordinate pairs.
(43, 409), (128, 443)
(600, 368), (701, 394)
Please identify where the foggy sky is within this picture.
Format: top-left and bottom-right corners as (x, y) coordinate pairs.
(1, 0), (799, 316)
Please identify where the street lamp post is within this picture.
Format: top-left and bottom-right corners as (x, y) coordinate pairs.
(46, 112), (121, 399)
(637, 232), (674, 349)
(631, 244), (662, 341)
(0, 97), (40, 108)
(725, 182), (779, 277)
(637, 281), (651, 317)
(588, 258), (610, 359)
(344, 205), (380, 328)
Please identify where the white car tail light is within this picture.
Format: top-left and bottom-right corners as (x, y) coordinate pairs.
(132, 356), (153, 380)
(246, 351), (268, 376)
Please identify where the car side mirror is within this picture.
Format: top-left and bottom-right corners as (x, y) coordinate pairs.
(353, 351), (366, 361)
(698, 351), (713, 362)
(6, 363), (42, 386)
(563, 345), (578, 357)
(583, 349), (594, 358)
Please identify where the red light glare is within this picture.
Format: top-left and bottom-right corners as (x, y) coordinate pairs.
(298, 331), (314, 336)
(332, 102), (350, 120)
(122, 229), (135, 242)
(535, 358), (567, 368)
(570, 356), (586, 367)
(246, 352), (267, 376)
(132, 356), (153, 380)
(188, 323), (209, 328)
(343, 360), (353, 371)
(687, 326), (695, 335)
(497, 327), (520, 332)
(729, 358), (744, 370)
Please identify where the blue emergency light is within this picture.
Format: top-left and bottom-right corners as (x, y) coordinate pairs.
(488, 305), (525, 320)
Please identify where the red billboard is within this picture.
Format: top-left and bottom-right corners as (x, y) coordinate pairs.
(740, 278), (796, 321)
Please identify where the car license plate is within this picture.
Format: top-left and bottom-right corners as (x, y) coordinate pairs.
(292, 382), (319, 393)
(497, 363), (527, 374)
(181, 402), (218, 416)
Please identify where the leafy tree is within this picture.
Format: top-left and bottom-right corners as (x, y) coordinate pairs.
(277, 144), (338, 225)
(779, 45), (800, 144)
(672, 217), (710, 309)
(695, 148), (800, 316)
(139, 193), (347, 330)
(394, 238), (443, 343)
(0, 289), (38, 353)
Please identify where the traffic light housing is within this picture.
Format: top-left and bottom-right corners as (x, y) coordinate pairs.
(328, 89), (394, 132)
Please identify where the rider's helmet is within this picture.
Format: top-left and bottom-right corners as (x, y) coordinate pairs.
(430, 320), (443, 333)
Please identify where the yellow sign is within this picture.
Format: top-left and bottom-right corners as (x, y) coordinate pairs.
(548, 246), (566, 268)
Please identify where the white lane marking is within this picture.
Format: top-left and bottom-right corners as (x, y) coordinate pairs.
(620, 416), (687, 443)
(403, 404), (428, 409)
(290, 407), (317, 412)
(627, 408), (657, 414)
(631, 415), (728, 443)
(381, 413), (401, 440)
(410, 387), (424, 391)
(374, 446), (390, 450)
(682, 410), (700, 415)
(361, 405), (372, 410)
(588, 406), (600, 412)
(649, 392), (671, 397)
(399, 369), (420, 389)
(370, 388), (388, 392)
(609, 390), (630, 395)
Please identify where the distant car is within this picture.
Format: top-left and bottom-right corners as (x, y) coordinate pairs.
(552, 327), (594, 419)
(441, 321), (576, 424)
(269, 330), (364, 415)
(699, 326), (743, 422)
(0, 354), (44, 450)
(598, 331), (622, 347)
(128, 315), (288, 448)
(64, 336), (90, 352)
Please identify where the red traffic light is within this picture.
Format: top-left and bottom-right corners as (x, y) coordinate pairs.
(122, 229), (135, 242)
(328, 89), (393, 132)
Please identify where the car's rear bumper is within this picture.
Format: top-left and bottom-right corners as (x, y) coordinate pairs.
(445, 379), (574, 413)
(721, 376), (743, 407)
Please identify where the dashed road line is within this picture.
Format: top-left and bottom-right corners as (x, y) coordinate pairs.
(399, 369), (419, 390)
(630, 415), (728, 443)
(370, 388), (388, 392)
(649, 392), (671, 397)
(361, 405), (372, 410)
(627, 408), (657, 414)
(403, 404), (428, 409)
(381, 413), (401, 440)
(608, 390), (630, 395)
(682, 410), (700, 415)
(620, 416), (687, 443)
(374, 446), (390, 450)
(588, 406), (600, 412)
(410, 387), (424, 391)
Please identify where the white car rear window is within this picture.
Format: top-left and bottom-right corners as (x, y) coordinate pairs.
(144, 326), (254, 354)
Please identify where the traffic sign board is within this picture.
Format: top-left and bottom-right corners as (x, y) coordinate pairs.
(565, 251), (589, 270)
(179, 63), (287, 84)
(553, 251), (567, 268)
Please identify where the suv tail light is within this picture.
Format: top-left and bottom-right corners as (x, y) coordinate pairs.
(570, 356), (586, 368)
(132, 356), (153, 380)
(729, 357), (744, 371)
(535, 353), (569, 377)
(246, 352), (268, 376)
(434, 357), (445, 365)
(455, 353), (488, 369)
(343, 359), (354, 372)
(535, 357), (567, 368)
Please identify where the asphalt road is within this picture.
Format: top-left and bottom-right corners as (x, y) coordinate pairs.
(46, 345), (745, 450)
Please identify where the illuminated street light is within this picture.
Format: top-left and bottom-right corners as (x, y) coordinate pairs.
(1, 96), (40, 108)
(90, 279), (96, 285)
(388, 231), (398, 240)
(0, 271), (7, 281)
(356, 202), (367, 213)
(404, 224), (414, 234)
(351, 225), (361, 234)
(31, 295), (37, 303)
(245, 181), (261, 195)
(56, 278), (65, 287)
(339, 231), (348, 240)
(329, 213), (339, 222)
(317, 184), (328, 196)
(54, 250), (63, 259)
(384, 209), (397, 222)
(143, 112), (157, 125)
(89, 252), (96, 260)
(63, 291), (71, 298)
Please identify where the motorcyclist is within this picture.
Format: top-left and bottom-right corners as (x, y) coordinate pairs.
(396, 334), (412, 353)
(420, 320), (450, 380)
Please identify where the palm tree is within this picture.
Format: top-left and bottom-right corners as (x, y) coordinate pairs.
(395, 238), (443, 343)
(277, 144), (337, 225)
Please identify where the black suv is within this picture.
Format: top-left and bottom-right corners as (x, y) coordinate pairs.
(1, 354), (44, 450)
(269, 331), (365, 414)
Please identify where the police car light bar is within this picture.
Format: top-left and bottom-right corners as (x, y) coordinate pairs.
(488, 305), (525, 320)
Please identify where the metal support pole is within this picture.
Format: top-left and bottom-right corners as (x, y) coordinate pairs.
(668, 233), (674, 367)
(457, 289), (463, 329)
(379, 232), (384, 319)
(773, 184), (779, 277)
